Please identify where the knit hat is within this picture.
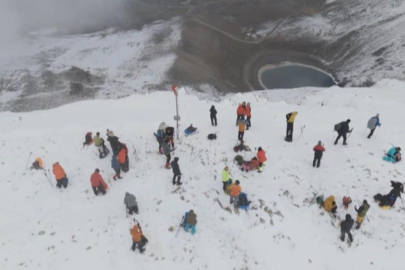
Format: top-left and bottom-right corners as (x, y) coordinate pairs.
(108, 130), (114, 136)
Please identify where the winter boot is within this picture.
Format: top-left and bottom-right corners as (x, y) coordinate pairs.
(165, 162), (170, 169)
(113, 176), (117, 181)
(177, 181), (183, 185)
(159, 147), (163, 154)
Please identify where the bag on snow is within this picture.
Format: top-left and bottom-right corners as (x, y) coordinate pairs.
(334, 123), (341, 132)
(316, 195), (324, 206)
(208, 134), (217, 140)
(234, 155), (244, 166)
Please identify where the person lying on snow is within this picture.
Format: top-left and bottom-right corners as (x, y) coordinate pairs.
(31, 157), (43, 170)
(374, 181), (404, 207)
(383, 147), (401, 163)
(124, 192), (139, 215)
(240, 157), (260, 172)
(233, 140), (251, 152)
(83, 132), (93, 147)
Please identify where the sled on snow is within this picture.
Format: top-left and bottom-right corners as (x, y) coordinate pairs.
(184, 125), (198, 136)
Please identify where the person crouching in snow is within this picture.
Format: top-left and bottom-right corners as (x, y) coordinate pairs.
(256, 147), (267, 173)
(240, 157), (260, 172)
(383, 147), (401, 163)
(124, 192), (139, 215)
(52, 162), (68, 189)
(162, 139), (174, 169)
(184, 210), (197, 235)
(130, 222), (145, 253)
(340, 214), (354, 243)
(118, 144), (129, 172)
(111, 155), (122, 180)
(323, 196), (337, 214)
(230, 180), (242, 208)
(90, 169), (108, 196)
(83, 132), (93, 147)
(312, 141), (325, 168)
(31, 157), (43, 170)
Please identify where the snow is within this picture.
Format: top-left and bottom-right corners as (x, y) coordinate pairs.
(1, 81), (405, 269)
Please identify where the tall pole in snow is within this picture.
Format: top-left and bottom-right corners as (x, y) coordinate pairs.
(172, 85), (180, 140)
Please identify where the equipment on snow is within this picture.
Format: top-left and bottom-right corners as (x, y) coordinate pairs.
(208, 134), (217, 140)
(175, 215), (186, 237)
(297, 125), (306, 140)
(308, 193), (318, 207)
(44, 170), (53, 187)
(184, 125), (197, 136)
(25, 152), (32, 170)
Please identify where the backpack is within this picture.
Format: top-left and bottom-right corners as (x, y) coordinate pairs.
(208, 134), (217, 140)
(334, 123), (341, 132)
(238, 193), (249, 206)
(234, 155), (244, 166)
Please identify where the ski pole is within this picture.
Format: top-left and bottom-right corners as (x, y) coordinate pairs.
(25, 152), (32, 170)
(44, 171), (53, 187)
(308, 192), (317, 207)
(175, 215), (185, 237)
(400, 197), (405, 212)
(375, 127), (380, 139)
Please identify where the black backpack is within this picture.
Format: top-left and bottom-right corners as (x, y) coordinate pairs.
(238, 193), (249, 206)
(334, 123), (342, 132)
(208, 134), (217, 140)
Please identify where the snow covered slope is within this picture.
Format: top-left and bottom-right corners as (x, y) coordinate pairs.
(1, 81), (405, 270)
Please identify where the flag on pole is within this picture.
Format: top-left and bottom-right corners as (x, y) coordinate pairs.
(172, 85), (178, 96)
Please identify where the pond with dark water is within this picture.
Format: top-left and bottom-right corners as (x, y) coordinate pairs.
(259, 63), (336, 89)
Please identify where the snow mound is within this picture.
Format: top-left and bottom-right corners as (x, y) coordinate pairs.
(1, 81), (405, 269)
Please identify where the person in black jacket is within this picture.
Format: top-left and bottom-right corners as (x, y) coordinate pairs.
(334, 119), (352, 145)
(170, 157), (182, 185)
(210, 106), (217, 126)
(340, 214), (354, 243)
(106, 130), (121, 155)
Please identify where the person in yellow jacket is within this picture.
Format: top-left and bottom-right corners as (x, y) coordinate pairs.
(222, 166), (232, 193)
(237, 120), (246, 142)
(285, 111), (298, 142)
(324, 196), (337, 213)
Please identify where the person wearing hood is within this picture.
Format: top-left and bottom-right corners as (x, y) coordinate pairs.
(355, 200), (370, 229)
(210, 105), (217, 126)
(162, 139), (174, 169)
(340, 214), (354, 243)
(111, 155), (122, 180)
(106, 129), (121, 155)
(124, 192), (139, 215)
(31, 157), (43, 170)
(285, 111), (298, 142)
(334, 119), (352, 145)
(236, 102), (246, 125)
(184, 210), (197, 235)
(323, 196), (337, 213)
(313, 141), (325, 168)
(90, 169), (108, 196)
(367, 114), (381, 139)
(171, 157), (182, 185)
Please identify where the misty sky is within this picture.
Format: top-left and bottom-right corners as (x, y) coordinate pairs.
(0, 0), (131, 43)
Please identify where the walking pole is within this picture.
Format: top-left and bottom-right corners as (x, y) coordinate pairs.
(44, 171), (53, 187)
(25, 152), (32, 169)
(175, 215), (185, 238)
(400, 197), (405, 212)
(375, 127), (380, 139)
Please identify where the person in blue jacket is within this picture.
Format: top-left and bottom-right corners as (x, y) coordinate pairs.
(367, 114), (381, 139)
(111, 155), (122, 180)
(383, 147), (401, 163)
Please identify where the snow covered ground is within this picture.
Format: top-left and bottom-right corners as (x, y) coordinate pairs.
(1, 80), (405, 270)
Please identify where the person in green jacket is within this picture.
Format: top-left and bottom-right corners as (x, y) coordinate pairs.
(222, 166), (232, 193)
(355, 200), (370, 229)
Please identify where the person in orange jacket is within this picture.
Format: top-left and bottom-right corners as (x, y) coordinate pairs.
(230, 180), (242, 207)
(256, 147), (267, 173)
(90, 169), (108, 196)
(236, 102), (246, 125)
(246, 103), (252, 130)
(52, 162), (68, 188)
(130, 221), (146, 253)
(118, 143), (129, 172)
(31, 157), (43, 170)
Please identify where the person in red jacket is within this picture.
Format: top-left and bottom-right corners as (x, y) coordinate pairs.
(256, 147), (267, 173)
(313, 141), (325, 168)
(118, 143), (129, 172)
(236, 102), (246, 125)
(90, 169), (108, 196)
(246, 103), (252, 130)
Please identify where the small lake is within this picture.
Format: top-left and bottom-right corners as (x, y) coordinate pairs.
(259, 63), (336, 89)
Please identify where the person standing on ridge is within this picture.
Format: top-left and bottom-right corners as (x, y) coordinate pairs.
(90, 169), (108, 196)
(106, 130), (121, 155)
(162, 139), (174, 169)
(354, 200), (370, 229)
(313, 141), (325, 168)
(236, 102), (246, 125)
(52, 162), (68, 189)
(171, 157), (182, 185)
(246, 103), (252, 130)
(367, 114), (381, 139)
(334, 119), (352, 145)
(237, 119), (246, 141)
(111, 155), (122, 180)
(285, 111), (298, 142)
(256, 147), (267, 173)
(340, 214), (354, 243)
(210, 105), (217, 126)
